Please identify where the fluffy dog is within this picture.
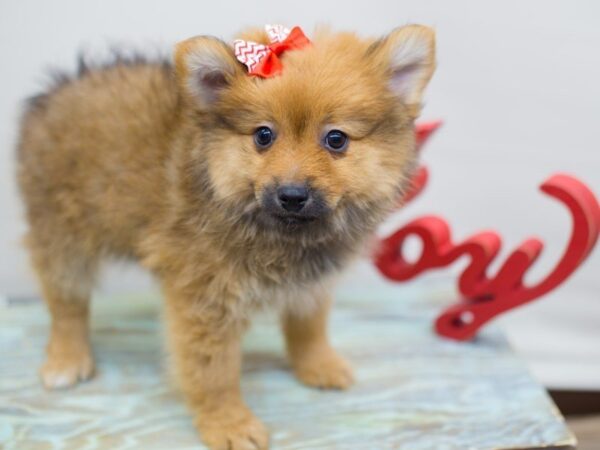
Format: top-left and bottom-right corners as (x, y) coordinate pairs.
(16, 24), (435, 449)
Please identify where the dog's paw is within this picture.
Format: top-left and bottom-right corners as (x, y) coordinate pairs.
(197, 407), (269, 450)
(40, 346), (95, 389)
(292, 347), (354, 390)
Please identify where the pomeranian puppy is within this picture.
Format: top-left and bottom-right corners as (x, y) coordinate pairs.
(16, 24), (435, 449)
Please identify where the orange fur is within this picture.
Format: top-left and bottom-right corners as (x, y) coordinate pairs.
(16, 25), (435, 449)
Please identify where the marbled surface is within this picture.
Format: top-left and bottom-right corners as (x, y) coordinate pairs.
(0, 278), (575, 449)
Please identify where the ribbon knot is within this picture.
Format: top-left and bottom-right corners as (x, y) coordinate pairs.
(234, 24), (310, 78)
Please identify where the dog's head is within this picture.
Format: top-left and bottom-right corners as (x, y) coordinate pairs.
(174, 25), (435, 243)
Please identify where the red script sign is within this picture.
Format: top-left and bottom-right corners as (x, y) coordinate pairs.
(375, 124), (600, 341)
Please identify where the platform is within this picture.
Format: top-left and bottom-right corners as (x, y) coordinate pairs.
(0, 275), (575, 449)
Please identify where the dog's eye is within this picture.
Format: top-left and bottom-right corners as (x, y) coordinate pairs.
(324, 130), (348, 153)
(254, 126), (275, 149)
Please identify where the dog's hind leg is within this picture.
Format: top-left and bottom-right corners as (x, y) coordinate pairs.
(27, 235), (98, 389)
(282, 295), (354, 390)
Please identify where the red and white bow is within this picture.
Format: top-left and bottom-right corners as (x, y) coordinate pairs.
(233, 24), (310, 78)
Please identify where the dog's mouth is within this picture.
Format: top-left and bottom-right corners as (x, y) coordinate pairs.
(262, 210), (324, 231)
(272, 213), (319, 226)
(248, 207), (331, 240)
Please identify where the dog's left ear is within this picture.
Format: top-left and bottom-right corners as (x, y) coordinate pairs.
(174, 35), (243, 109)
(370, 25), (436, 107)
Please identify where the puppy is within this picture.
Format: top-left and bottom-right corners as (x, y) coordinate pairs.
(16, 24), (435, 449)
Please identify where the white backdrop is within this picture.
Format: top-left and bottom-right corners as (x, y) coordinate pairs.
(1, 0), (599, 388)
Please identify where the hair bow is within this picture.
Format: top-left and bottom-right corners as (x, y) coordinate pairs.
(233, 24), (310, 78)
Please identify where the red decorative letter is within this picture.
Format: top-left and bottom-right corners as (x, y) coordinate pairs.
(375, 174), (600, 341)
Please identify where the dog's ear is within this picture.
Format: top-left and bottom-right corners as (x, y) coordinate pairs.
(174, 36), (242, 108)
(369, 25), (436, 107)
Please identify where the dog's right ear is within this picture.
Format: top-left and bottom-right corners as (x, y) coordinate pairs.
(174, 36), (242, 109)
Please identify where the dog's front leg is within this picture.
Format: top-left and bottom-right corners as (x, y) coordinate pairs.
(163, 281), (269, 450)
(282, 295), (354, 390)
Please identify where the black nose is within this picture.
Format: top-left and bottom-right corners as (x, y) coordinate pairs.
(277, 185), (310, 213)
